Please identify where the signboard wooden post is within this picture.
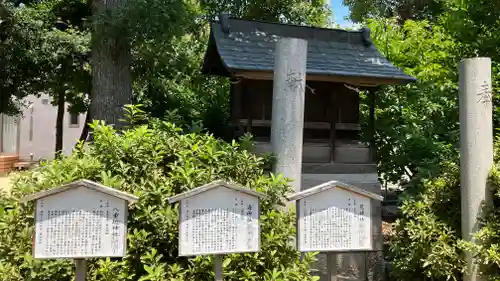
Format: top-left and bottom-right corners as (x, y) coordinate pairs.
(286, 180), (383, 280)
(168, 180), (264, 281)
(20, 179), (139, 281)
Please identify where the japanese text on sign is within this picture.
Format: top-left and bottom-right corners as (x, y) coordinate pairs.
(297, 187), (372, 252)
(179, 187), (259, 256)
(34, 187), (127, 259)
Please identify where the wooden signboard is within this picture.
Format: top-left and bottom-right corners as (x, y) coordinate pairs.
(33, 187), (128, 259)
(169, 180), (262, 256)
(169, 180), (265, 280)
(287, 180), (383, 252)
(21, 179), (138, 281)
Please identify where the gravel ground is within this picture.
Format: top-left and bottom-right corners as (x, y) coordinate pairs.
(0, 175), (12, 193)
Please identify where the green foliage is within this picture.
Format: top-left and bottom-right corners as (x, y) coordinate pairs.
(0, 0), (48, 114)
(94, 0), (197, 45)
(127, 0), (332, 138)
(443, 0), (500, 128)
(0, 0), (90, 115)
(390, 161), (464, 281)
(131, 26), (232, 138)
(366, 12), (500, 281)
(1, 0), (334, 131)
(200, 0), (331, 27)
(348, 2), (500, 281)
(390, 137), (500, 281)
(0, 105), (318, 281)
(343, 0), (449, 23)
(103, 0), (227, 137)
(41, 26), (90, 113)
(364, 18), (460, 184)
(444, 0), (500, 61)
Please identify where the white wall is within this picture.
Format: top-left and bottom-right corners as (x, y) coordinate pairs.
(18, 94), (87, 161)
(0, 114), (20, 154)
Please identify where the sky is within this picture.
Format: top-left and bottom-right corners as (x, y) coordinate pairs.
(330, 0), (354, 28)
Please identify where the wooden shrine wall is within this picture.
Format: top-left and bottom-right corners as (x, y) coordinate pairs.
(236, 80), (360, 125)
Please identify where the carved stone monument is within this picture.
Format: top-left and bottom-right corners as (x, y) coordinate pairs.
(459, 57), (493, 281)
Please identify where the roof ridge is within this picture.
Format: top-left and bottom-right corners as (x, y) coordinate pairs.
(203, 17), (416, 84)
(213, 17), (363, 34)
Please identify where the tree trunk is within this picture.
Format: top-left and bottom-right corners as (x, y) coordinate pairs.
(78, 109), (91, 142)
(55, 91), (65, 159)
(90, 0), (132, 130)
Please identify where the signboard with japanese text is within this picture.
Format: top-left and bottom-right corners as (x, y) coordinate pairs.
(296, 186), (373, 252)
(178, 186), (260, 256)
(33, 187), (128, 259)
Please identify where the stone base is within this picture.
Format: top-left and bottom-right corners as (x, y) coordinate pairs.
(312, 251), (385, 281)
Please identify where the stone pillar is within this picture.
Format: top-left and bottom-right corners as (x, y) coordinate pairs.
(271, 38), (308, 193)
(75, 259), (87, 281)
(459, 57), (493, 281)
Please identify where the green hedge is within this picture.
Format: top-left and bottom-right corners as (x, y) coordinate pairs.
(0, 106), (319, 281)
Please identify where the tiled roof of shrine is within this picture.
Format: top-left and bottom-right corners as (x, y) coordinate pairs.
(202, 17), (416, 84)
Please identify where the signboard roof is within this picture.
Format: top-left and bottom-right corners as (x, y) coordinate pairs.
(287, 180), (383, 202)
(168, 180), (265, 203)
(20, 179), (139, 204)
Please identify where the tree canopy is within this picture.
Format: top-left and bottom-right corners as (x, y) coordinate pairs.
(349, 0), (500, 279)
(0, 0), (332, 133)
(365, 18), (460, 183)
(201, 0), (331, 26)
(0, 0), (90, 115)
(343, 0), (449, 23)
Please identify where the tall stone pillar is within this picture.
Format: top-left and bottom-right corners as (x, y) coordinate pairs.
(459, 57), (493, 281)
(271, 38), (308, 193)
